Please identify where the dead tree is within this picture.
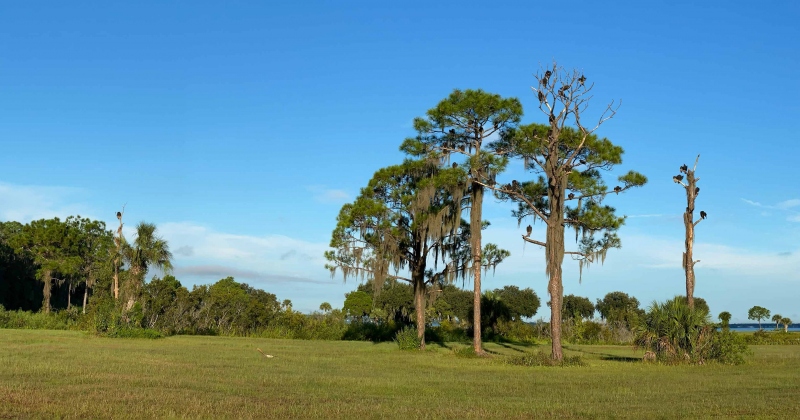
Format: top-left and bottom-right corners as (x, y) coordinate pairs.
(113, 205), (125, 300)
(673, 156), (704, 310)
(484, 63), (646, 361)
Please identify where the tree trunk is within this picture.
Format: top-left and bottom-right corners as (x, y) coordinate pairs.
(470, 182), (484, 355)
(41, 269), (52, 314)
(67, 285), (71, 310)
(83, 286), (88, 314)
(682, 163), (699, 310)
(413, 278), (426, 350)
(784, 324), (789, 333)
(113, 258), (119, 300)
(545, 169), (567, 361)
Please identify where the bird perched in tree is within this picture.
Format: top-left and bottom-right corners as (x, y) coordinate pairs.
(511, 180), (519, 189)
(695, 187), (700, 195)
(452, 162), (458, 168)
(525, 225), (532, 238)
(579, 159), (586, 165)
(568, 193), (575, 199)
(673, 175), (684, 183)
(116, 212), (122, 220)
(700, 211), (707, 219)
(614, 186), (622, 194)
(680, 164), (688, 173)
(538, 91), (545, 102)
(578, 75), (586, 85)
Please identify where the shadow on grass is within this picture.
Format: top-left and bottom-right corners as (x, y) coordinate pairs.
(564, 346), (641, 363)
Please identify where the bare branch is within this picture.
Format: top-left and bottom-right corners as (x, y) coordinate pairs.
(521, 236), (546, 247)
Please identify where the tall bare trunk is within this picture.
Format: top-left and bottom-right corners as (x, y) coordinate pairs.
(83, 286), (88, 314)
(682, 168), (698, 310)
(114, 260), (119, 300)
(546, 170), (566, 361)
(67, 286), (71, 310)
(413, 278), (426, 350)
(41, 269), (52, 314)
(470, 182), (484, 354)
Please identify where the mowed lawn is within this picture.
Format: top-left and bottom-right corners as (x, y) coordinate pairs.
(1, 330), (798, 419)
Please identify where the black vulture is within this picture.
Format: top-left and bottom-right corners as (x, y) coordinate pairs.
(673, 175), (684, 183)
(568, 193), (575, 199)
(525, 225), (532, 237)
(538, 91), (545, 102)
(695, 187), (700, 195)
(116, 212), (122, 220)
(700, 211), (707, 219)
(680, 164), (688, 173)
(452, 162), (458, 168)
(614, 186), (622, 194)
(578, 75), (586, 85)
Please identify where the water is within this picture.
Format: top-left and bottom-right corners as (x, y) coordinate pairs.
(728, 323), (799, 332)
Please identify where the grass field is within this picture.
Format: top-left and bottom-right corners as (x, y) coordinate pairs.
(1, 330), (798, 419)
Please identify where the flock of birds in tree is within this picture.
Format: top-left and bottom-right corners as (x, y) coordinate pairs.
(673, 164), (707, 220)
(538, 71), (587, 103)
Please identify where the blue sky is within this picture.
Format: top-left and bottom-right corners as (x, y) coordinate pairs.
(1, 1), (798, 322)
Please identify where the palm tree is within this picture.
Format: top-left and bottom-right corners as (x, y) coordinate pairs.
(122, 222), (173, 310)
(772, 314), (782, 330)
(781, 317), (792, 333)
(718, 311), (732, 330)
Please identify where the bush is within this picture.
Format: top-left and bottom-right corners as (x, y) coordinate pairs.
(0, 305), (71, 330)
(394, 326), (422, 350)
(635, 297), (749, 364)
(452, 346), (479, 358)
(105, 327), (163, 339)
(504, 350), (584, 367)
(494, 320), (538, 343)
(744, 330), (800, 345)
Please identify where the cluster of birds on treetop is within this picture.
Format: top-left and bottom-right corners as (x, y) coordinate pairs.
(672, 164), (707, 220)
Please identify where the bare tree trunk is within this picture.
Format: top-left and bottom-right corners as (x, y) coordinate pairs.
(413, 279), (426, 350)
(470, 182), (484, 355)
(67, 285), (71, 310)
(114, 260), (119, 300)
(41, 269), (52, 314)
(546, 171), (567, 361)
(680, 157), (700, 310)
(83, 286), (88, 314)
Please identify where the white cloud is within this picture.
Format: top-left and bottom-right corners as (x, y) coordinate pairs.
(777, 199), (800, 210)
(306, 185), (351, 204)
(0, 182), (92, 223)
(158, 222), (332, 283)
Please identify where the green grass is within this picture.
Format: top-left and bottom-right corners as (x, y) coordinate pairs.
(1, 330), (799, 418)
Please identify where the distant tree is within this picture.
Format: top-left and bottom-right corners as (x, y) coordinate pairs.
(559, 294), (595, 321)
(10, 218), (82, 313)
(772, 314), (782, 330)
(672, 156), (705, 309)
(343, 291), (372, 320)
(319, 302), (332, 313)
(281, 299), (292, 312)
(747, 306), (770, 330)
(489, 64), (646, 360)
(122, 222), (173, 310)
(718, 311), (732, 330)
(432, 284), (472, 324)
(402, 89), (523, 354)
(596, 291), (643, 328)
(494, 285), (540, 321)
(66, 216), (114, 313)
(780, 317), (792, 333)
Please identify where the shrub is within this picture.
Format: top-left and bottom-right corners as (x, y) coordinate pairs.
(452, 346), (479, 358)
(105, 327), (163, 339)
(504, 350), (584, 367)
(0, 305), (71, 330)
(394, 326), (422, 350)
(635, 296), (749, 364)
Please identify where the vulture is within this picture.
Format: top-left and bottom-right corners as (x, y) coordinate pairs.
(673, 175), (684, 183)
(680, 164), (688, 173)
(613, 186), (622, 194)
(511, 180), (520, 189)
(695, 187), (700, 195)
(116, 212), (122, 220)
(578, 75), (586, 85)
(579, 159), (586, 165)
(568, 193), (575, 199)
(538, 91), (545, 102)
(525, 225), (533, 238)
(452, 162), (458, 168)
(700, 211), (707, 219)
(449, 128), (456, 135)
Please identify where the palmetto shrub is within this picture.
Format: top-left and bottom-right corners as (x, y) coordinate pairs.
(635, 296), (748, 364)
